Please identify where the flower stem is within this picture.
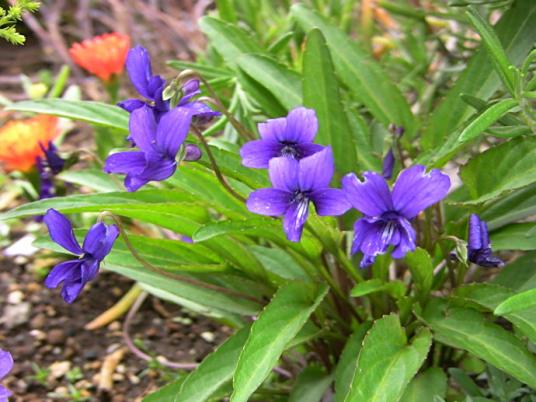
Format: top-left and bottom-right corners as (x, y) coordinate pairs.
(100, 213), (262, 305)
(191, 126), (246, 203)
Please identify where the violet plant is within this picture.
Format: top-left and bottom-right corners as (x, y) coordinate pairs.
(2, 1), (536, 401)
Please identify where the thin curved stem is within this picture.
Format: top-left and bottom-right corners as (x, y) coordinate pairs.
(191, 126), (246, 203)
(100, 212), (262, 305)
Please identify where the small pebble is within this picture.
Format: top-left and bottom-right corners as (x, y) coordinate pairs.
(47, 329), (66, 346)
(7, 290), (24, 304)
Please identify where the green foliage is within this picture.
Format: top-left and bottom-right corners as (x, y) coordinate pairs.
(0, 0), (40, 45)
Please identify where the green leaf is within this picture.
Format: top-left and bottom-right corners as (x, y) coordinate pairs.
(173, 326), (250, 402)
(199, 16), (263, 69)
(215, 0), (237, 23)
(422, 1), (536, 149)
(289, 366), (332, 402)
(460, 137), (536, 205)
(250, 245), (309, 281)
(350, 279), (406, 299)
(237, 54), (302, 111)
(5, 99), (129, 131)
(344, 315), (432, 402)
(493, 252), (536, 291)
(231, 282), (329, 402)
(334, 322), (372, 402)
(291, 4), (415, 133)
(404, 248), (434, 302)
(495, 288), (536, 316)
(466, 7), (516, 95)
(457, 98), (518, 144)
(142, 376), (186, 402)
(453, 283), (536, 344)
(302, 29), (357, 174)
(400, 368), (447, 402)
(420, 298), (536, 388)
(491, 223), (536, 251)
(57, 169), (123, 192)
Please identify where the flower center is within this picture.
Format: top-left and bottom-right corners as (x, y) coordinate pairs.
(292, 191), (309, 204)
(280, 142), (299, 158)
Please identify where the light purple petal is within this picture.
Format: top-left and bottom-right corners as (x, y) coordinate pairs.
(104, 151), (146, 175)
(184, 102), (220, 123)
(382, 149), (395, 180)
(129, 106), (157, 154)
(295, 143), (325, 159)
(298, 147), (334, 191)
(258, 117), (286, 141)
(392, 218), (416, 258)
(43, 209), (83, 255)
(240, 140), (282, 168)
(0, 385), (11, 400)
(124, 175), (151, 192)
(83, 222), (119, 261)
(0, 350), (13, 380)
(117, 98), (145, 113)
(183, 144), (202, 161)
(247, 189), (292, 216)
(81, 259), (100, 284)
(156, 107), (192, 158)
(283, 200), (310, 242)
(268, 156), (299, 192)
(44, 259), (82, 289)
(124, 159), (177, 192)
(283, 107), (318, 143)
(468, 214), (484, 251)
(392, 165), (451, 219)
(342, 172), (393, 217)
(311, 189), (351, 216)
(125, 46), (154, 99)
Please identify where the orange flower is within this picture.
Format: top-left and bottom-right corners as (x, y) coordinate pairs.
(0, 115), (60, 172)
(69, 32), (130, 82)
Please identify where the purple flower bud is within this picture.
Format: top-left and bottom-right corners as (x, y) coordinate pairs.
(0, 349), (13, 400)
(382, 149), (395, 180)
(39, 141), (65, 174)
(467, 214), (504, 268)
(183, 144), (202, 161)
(43, 209), (119, 303)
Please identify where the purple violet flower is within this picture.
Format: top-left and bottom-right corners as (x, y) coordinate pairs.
(382, 148), (395, 180)
(183, 143), (202, 161)
(247, 147), (350, 242)
(117, 45), (168, 116)
(36, 141), (64, 201)
(240, 107), (325, 169)
(39, 141), (65, 174)
(43, 209), (119, 304)
(343, 165), (450, 267)
(468, 214), (504, 267)
(104, 105), (192, 192)
(117, 47), (219, 131)
(0, 350), (13, 401)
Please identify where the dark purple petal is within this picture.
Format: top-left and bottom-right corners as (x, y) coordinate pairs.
(258, 117), (286, 141)
(382, 149), (395, 180)
(82, 222), (119, 261)
(311, 189), (351, 216)
(247, 189), (292, 216)
(183, 144), (202, 161)
(80, 259), (100, 284)
(298, 147), (334, 191)
(295, 143), (325, 159)
(129, 106), (158, 154)
(351, 218), (390, 267)
(268, 156), (299, 192)
(240, 140), (282, 168)
(124, 158), (177, 192)
(39, 141), (64, 174)
(179, 79), (201, 104)
(124, 175), (151, 192)
(43, 209), (83, 255)
(392, 165), (450, 219)
(391, 217), (416, 258)
(44, 259), (82, 288)
(61, 280), (85, 304)
(283, 107), (318, 143)
(117, 98), (146, 113)
(104, 151), (146, 175)
(184, 102), (221, 123)
(156, 107), (192, 158)
(153, 81), (170, 112)
(342, 172), (393, 217)
(283, 200), (310, 242)
(125, 46), (154, 100)
(0, 350), (13, 380)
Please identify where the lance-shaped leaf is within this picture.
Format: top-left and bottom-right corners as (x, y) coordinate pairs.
(420, 298), (536, 389)
(495, 288), (536, 316)
(6, 99), (129, 131)
(230, 282), (328, 402)
(289, 366), (333, 402)
(291, 4), (415, 133)
(303, 29), (357, 174)
(400, 368), (447, 402)
(343, 315), (432, 402)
